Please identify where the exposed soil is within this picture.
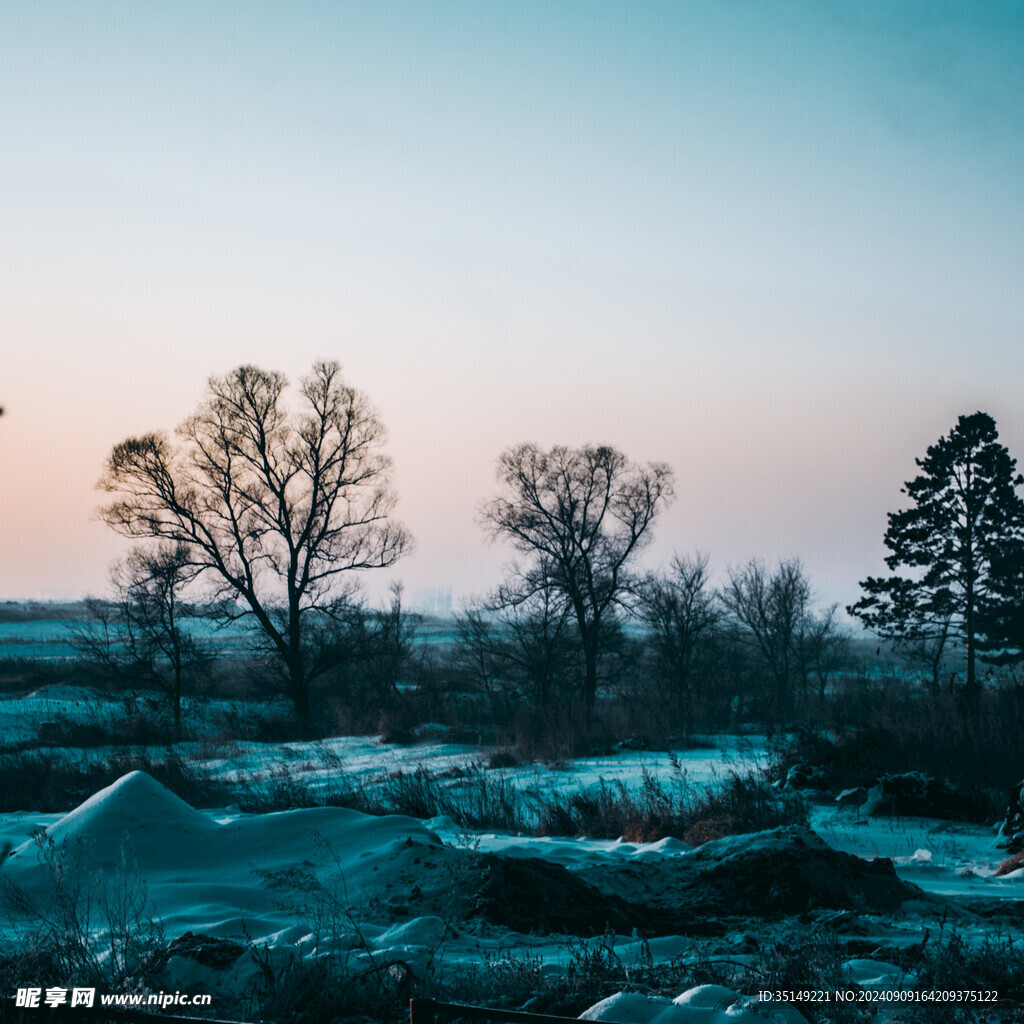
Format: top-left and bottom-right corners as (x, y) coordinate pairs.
(579, 827), (941, 922)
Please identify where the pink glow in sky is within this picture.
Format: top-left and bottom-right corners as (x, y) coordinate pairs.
(2, 2), (1023, 612)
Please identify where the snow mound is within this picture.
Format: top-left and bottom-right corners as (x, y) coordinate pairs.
(373, 916), (447, 949)
(842, 958), (914, 990)
(671, 985), (737, 1008)
(580, 992), (676, 1022)
(44, 771), (215, 859)
(422, 815), (459, 832)
(580, 987), (807, 1022)
(4, 773), (450, 946)
(579, 960), (920, 1021)
(635, 836), (689, 858)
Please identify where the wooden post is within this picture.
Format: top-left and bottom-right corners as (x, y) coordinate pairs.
(410, 998), (437, 1024)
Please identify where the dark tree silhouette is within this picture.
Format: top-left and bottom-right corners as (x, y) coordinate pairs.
(360, 582), (421, 708)
(849, 412), (1024, 697)
(481, 443), (674, 711)
(493, 581), (575, 708)
(457, 581), (575, 713)
(69, 544), (206, 737)
(720, 558), (816, 715)
(70, 543), (207, 739)
(97, 361), (410, 717)
(635, 552), (719, 724)
(980, 546), (1024, 666)
(118, 542), (208, 739)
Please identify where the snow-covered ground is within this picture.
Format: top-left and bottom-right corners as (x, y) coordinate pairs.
(0, 614), (254, 661)
(811, 806), (1024, 900)
(2, 685), (1022, 1020)
(2, 685), (1020, 899)
(0, 610), (458, 661)
(0, 684), (302, 748)
(1, 772), (959, 1024)
(201, 732), (771, 806)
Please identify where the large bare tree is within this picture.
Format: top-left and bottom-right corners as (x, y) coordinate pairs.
(481, 443), (674, 710)
(98, 361), (410, 717)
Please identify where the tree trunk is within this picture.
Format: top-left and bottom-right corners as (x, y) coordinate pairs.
(964, 501), (979, 702)
(287, 647), (309, 718)
(173, 667), (183, 743)
(965, 566), (978, 701)
(287, 594), (310, 718)
(582, 640), (598, 712)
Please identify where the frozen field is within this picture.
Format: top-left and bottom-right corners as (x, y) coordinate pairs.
(1, 685), (1020, 901)
(2, 685), (1022, 1021)
(3, 771), (997, 1024)
(0, 611), (459, 660)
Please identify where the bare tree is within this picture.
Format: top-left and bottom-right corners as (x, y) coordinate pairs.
(69, 597), (126, 674)
(97, 361), (409, 717)
(456, 581), (575, 713)
(634, 552), (720, 725)
(902, 602), (957, 697)
(451, 604), (506, 711)
(114, 543), (207, 739)
(360, 582), (421, 707)
(796, 601), (850, 702)
(495, 582), (575, 707)
(70, 543), (206, 739)
(481, 443), (674, 711)
(720, 558), (810, 716)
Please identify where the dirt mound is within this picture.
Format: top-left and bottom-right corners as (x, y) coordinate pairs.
(677, 827), (926, 915)
(468, 828), (931, 936)
(147, 932), (246, 971)
(581, 827), (936, 923)
(860, 772), (980, 820)
(466, 853), (675, 936)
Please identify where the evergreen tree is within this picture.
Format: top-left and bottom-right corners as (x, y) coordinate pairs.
(849, 412), (1024, 695)
(978, 542), (1024, 666)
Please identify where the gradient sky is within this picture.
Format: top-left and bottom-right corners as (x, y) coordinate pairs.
(2, 1), (1024, 614)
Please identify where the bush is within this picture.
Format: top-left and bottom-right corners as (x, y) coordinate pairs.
(776, 682), (1024, 822)
(530, 767), (807, 843)
(0, 834), (164, 991)
(0, 749), (234, 813)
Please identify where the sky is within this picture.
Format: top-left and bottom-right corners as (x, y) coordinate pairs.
(2, 1), (1024, 614)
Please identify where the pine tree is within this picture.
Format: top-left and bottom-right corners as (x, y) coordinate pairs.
(849, 412), (1024, 695)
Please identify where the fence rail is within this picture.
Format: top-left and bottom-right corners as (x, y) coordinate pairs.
(410, 998), (616, 1024)
(5, 995), (612, 1024)
(1, 1002), (248, 1024)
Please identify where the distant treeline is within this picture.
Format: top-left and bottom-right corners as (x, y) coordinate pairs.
(0, 601), (97, 623)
